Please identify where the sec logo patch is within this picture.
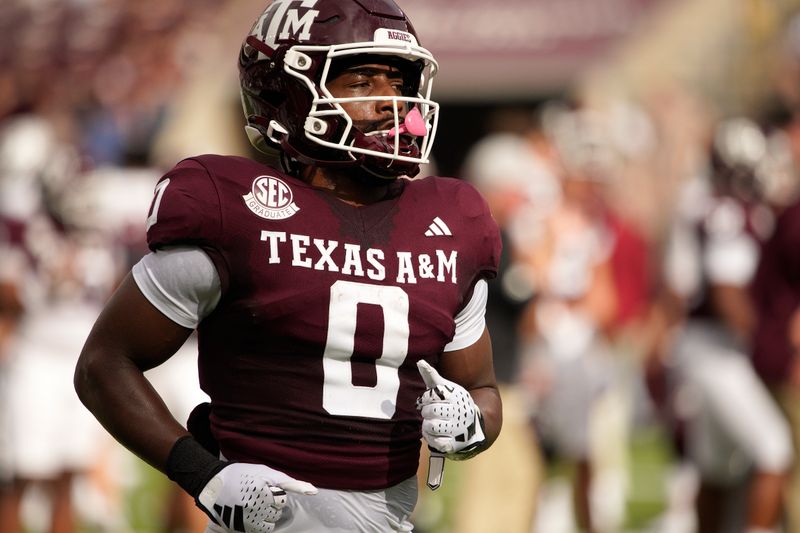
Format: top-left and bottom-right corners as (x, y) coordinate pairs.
(242, 175), (300, 220)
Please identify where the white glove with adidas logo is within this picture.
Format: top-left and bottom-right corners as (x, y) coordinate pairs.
(197, 463), (318, 533)
(416, 360), (486, 460)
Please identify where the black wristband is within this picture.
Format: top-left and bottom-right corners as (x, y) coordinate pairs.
(165, 435), (227, 498)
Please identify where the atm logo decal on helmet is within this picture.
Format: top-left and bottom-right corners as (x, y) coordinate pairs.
(256, 0), (321, 46)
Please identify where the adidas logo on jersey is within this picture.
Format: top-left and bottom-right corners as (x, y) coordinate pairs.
(425, 217), (452, 237)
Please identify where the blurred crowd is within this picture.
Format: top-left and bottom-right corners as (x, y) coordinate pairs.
(0, 0), (228, 167)
(4, 1), (800, 533)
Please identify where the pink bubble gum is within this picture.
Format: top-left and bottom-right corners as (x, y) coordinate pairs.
(388, 108), (427, 138)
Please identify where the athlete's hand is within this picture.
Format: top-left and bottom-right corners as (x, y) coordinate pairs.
(416, 360), (486, 460)
(196, 462), (318, 533)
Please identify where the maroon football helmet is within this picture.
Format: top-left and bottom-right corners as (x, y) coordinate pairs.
(240, 0), (439, 178)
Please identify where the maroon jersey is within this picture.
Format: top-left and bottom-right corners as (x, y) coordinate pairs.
(752, 200), (800, 386)
(145, 155), (500, 490)
(686, 194), (772, 320)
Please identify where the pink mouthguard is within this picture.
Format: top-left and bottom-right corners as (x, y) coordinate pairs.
(388, 108), (428, 138)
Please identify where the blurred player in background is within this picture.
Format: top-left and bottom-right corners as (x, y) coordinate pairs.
(657, 117), (793, 533)
(0, 112), (120, 533)
(74, 1), (503, 532)
(518, 107), (631, 533)
(457, 112), (563, 533)
(751, 112), (800, 533)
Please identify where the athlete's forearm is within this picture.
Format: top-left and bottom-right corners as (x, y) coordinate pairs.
(74, 344), (189, 471)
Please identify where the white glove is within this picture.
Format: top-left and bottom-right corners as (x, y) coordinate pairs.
(197, 462), (318, 533)
(416, 360), (486, 459)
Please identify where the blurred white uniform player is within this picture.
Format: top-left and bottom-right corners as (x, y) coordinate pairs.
(0, 217), (118, 532)
(519, 110), (624, 533)
(0, 115), (119, 533)
(663, 118), (792, 533)
(2, 236), (111, 479)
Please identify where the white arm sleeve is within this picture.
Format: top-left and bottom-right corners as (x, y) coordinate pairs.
(443, 279), (488, 352)
(131, 246), (221, 329)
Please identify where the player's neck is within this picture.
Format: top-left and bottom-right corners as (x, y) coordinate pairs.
(303, 166), (394, 207)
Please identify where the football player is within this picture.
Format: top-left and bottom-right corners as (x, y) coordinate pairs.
(659, 117), (792, 533)
(74, 1), (503, 532)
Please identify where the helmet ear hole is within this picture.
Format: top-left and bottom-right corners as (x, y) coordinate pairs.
(258, 89), (286, 109)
